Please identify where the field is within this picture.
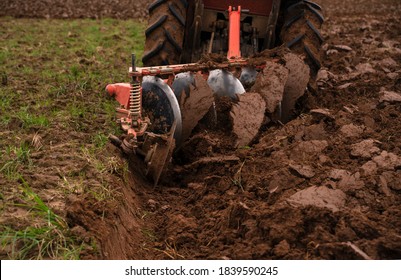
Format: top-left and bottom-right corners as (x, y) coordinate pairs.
(1, 0), (401, 259)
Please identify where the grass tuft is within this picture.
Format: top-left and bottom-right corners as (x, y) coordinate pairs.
(0, 177), (82, 259)
(92, 133), (109, 148)
(16, 107), (49, 128)
(18, 177), (66, 229)
(1, 143), (32, 180)
(0, 225), (83, 260)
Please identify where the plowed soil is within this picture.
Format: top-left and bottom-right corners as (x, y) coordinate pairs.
(1, 0), (401, 260)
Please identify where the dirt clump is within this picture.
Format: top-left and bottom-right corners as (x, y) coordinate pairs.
(252, 60), (289, 114)
(281, 53), (310, 122)
(230, 92), (266, 148)
(287, 186), (347, 212)
(176, 73), (214, 142)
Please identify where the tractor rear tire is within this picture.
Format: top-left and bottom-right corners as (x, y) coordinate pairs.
(142, 0), (188, 66)
(279, 0), (324, 78)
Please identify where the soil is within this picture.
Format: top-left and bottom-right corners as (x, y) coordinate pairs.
(177, 73), (214, 142)
(2, 0), (401, 260)
(0, 0), (149, 20)
(230, 92), (266, 148)
(252, 60), (289, 113)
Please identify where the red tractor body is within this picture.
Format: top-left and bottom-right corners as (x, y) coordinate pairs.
(203, 0), (273, 16)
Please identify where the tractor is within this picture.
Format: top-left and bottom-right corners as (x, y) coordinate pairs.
(106, 0), (324, 185)
(143, 0), (323, 72)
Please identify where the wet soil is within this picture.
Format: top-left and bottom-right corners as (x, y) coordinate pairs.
(177, 73), (215, 142)
(2, 0), (401, 260)
(230, 92), (266, 148)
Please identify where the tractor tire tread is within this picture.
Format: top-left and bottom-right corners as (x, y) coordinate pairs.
(179, 0), (188, 8)
(288, 1), (324, 23)
(143, 0), (187, 66)
(165, 28), (183, 52)
(148, 0), (167, 13)
(306, 19), (324, 43)
(284, 12), (304, 28)
(142, 40), (165, 63)
(286, 34), (305, 48)
(145, 15), (168, 37)
(304, 44), (321, 69)
(280, 0), (324, 77)
(169, 2), (186, 26)
(304, 0), (322, 11)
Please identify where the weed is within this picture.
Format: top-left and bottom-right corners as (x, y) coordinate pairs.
(0, 49), (10, 64)
(16, 107), (49, 128)
(0, 177), (82, 259)
(92, 132), (108, 148)
(0, 225), (83, 260)
(141, 228), (157, 242)
(81, 147), (104, 171)
(50, 84), (68, 98)
(0, 159), (20, 180)
(70, 65), (81, 79)
(0, 92), (12, 112)
(117, 160), (130, 183)
(239, 145), (251, 150)
(102, 99), (117, 116)
(60, 174), (86, 195)
(75, 78), (92, 92)
(88, 181), (115, 202)
(15, 144), (31, 164)
(231, 160), (246, 191)
(76, 147), (118, 201)
(69, 103), (86, 119)
(154, 240), (185, 259)
(140, 210), (152, 220)
(1, 143), (32, 180)
(0, 91), (13, 125)
(18, 178), (66, 228)
(21, 66), (34, 75)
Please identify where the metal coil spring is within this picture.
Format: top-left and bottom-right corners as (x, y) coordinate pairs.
(130, 81), (141, 118)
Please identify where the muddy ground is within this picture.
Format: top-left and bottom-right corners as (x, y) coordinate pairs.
(1, 0), (401, 259)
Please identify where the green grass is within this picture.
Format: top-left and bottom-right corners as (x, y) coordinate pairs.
(1, 225), (83, 260)
(1, 143), (32, 180)
(92, 132), (109, 148)
(0, 50), (9, 64)
(0, 178), (82, 259)
(18, 178), (66, 228)
(0, 17), (145, 259)
(79, 146), (124, 201)
(0, 91), (13, 125)
(0, 88), (12, 105)
(16, 107), (50, 128)
(0, 17), (145, 132)
(69, 103), (86, 119)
